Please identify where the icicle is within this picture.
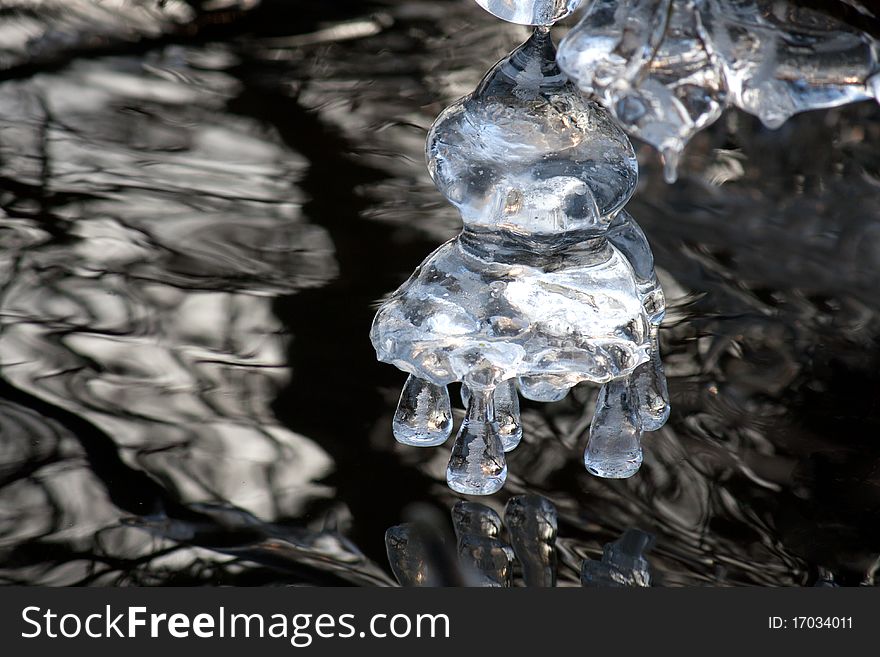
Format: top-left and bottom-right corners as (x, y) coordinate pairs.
(518, 374), (571, 403)
(584, 376), (643, 478)
(392, 374), (453, 447)
(660, 146), (680, 184)
(462, 380), (522, 452)
(632, 325), (670, 432)
(447, 386), (507, 495)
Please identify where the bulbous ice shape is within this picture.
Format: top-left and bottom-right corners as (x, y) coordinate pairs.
(447, 388), (508, 495)
(372, 234), (650, 389)
(392, 374), (453, 446)
(462, 380), (522, 451)
(427, 29), (638, 234)
(518, 374), (571, 402)
(372, 29), (668, 493)
(456, 533), (513, 586)
(581, 528), (654, 587)
(473, 0), (583, 26)
(584, 376), (644, 478)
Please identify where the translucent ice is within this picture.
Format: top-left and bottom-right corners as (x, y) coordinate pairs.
(518, 374), (571, 402)
(632, 326), (670, 431)
(558, 0), (726, 182)
(393, 374), (453, 446)
(581, 528), (654, 587)
(447, 388), (508, 495)
(504, 494), (558, 586)
(699, 0), (879, 129)
(372, 29), (667, 492)
(558, 0), (880, 181)
(462, 380), (522, 452)
(473, 0), (584, 26)
(584, 376), (644, 478)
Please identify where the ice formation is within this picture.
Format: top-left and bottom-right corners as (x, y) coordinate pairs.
(371, 28), (669, 494)
(473, 0), (583, 26)
(557, 0), (880, 182)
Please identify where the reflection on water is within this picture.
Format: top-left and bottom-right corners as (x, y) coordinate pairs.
(0, 0), (879, 586)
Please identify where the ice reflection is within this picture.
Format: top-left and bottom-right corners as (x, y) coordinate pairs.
(386, 496), (655, 587)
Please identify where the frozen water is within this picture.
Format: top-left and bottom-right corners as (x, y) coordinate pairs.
(473, 0), (584, 26)
(373, 30), (652, 390)
(632, 325), (670, 431)
(393, 374), (453, 446)
(558, 0), (880, 181)
(584, 376), (644, 478)
(517, 374), (571, 402)
(456, 533), (513, 586)
(558, 0), (726, 182)
(427, 27), (638, 233)
(581, 528), (654, 587)
(504, 494), (558, 586)
(700, 0), (878, 129)
(372, 29), (667, 492)
(462, 380), (522, 451)
(446, 388), (508, 495)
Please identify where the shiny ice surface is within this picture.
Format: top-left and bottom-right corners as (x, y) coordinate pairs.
(558, 0), (880, 181)
(428, 29), (638, 233)
(473, 0), (583, 26)
(373, 29), (664, 493)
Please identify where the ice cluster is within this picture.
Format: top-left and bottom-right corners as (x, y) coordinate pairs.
(557, 0), (880, 181)
(371, 29), (669, 495)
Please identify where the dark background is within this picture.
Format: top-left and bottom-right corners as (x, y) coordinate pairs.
(0, 0), (878, 586)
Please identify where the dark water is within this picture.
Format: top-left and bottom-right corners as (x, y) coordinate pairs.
(1, 0), (879, 587)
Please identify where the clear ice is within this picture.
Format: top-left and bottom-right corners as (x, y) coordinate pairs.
(393, 374), (453, 446)
(580, 528), (655, 587)
(557, 0), (880, 181)
(371, 28), (669, 494)
(473, 0), (584, 26)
